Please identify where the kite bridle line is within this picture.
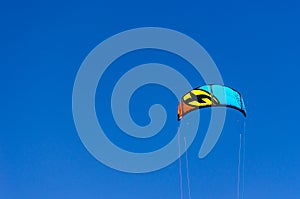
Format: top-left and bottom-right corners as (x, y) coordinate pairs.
(184, 137), (192, 199)
(177, 127), (184, 199)
(177, 127), (193, 199)
(237, 120), (246, 199)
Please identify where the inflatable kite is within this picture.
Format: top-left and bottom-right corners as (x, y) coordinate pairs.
(178, 84), (246, 120)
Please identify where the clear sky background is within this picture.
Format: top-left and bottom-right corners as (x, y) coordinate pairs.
(1, 0), (299, 198)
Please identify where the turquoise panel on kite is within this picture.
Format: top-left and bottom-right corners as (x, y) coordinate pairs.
(178, 84), (246, 120)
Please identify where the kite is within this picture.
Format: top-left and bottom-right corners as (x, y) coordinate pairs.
(178, 84), (246, 120)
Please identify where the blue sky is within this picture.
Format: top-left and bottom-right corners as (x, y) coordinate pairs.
(1, 0), (299, 198)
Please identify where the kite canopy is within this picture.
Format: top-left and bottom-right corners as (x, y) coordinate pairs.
(178, 84), (246, 120)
